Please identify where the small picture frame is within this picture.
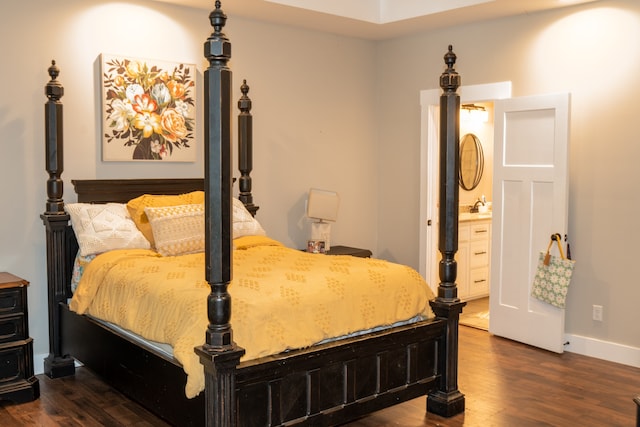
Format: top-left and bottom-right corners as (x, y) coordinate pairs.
(307, 240), (326, 254)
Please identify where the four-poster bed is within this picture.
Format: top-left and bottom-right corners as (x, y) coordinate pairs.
(41, 2), (465, 425)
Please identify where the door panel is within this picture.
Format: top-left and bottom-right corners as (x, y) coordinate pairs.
(489, 93), (570, 353)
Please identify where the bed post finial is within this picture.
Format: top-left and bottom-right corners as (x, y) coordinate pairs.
(210, 1), (227, 36)
(197, 2), (245, 425)
(45, 59), (65, 215)
(237, 80), (259, 216)
(427, 45), (466, 418)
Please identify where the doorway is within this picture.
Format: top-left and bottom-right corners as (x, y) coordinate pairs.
(418, 82), (512, 306)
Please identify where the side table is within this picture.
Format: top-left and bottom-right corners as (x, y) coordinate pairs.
(0, 272), (40, 403)
(325, 245), (372, 258)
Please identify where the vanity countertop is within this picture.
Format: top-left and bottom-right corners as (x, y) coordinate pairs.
(459, 212), (492, 222)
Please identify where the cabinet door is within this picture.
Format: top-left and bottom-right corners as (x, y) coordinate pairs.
(455, 223), (470, 299)
(456, 242), (469, 299)
(469, 267), (490, 297)
(470, 222), (490, 241)
(469, 240), (489, 268)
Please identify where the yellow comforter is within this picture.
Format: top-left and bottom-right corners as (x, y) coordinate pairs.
(70, 235), (434, 398)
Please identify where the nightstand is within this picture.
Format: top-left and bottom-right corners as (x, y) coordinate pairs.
(0, 272), (40, 403)
(326, 245), (372, 258)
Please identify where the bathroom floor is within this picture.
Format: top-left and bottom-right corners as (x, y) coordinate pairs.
(459, 297), (489, 330)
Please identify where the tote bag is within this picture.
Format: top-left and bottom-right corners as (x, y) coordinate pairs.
(531, 234), (576, 309)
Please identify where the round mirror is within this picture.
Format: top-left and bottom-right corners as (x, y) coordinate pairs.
(459, 133), (484, 191)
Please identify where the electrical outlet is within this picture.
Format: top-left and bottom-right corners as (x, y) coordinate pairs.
(592, 305), (603, 321)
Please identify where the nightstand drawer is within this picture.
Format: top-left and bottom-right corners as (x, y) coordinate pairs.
(0, 288), (24, 317)
(0, 316), (26, 344)
(0, 339), (33, 384)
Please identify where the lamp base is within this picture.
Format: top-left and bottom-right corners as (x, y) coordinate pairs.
(311, 222), (331, 250)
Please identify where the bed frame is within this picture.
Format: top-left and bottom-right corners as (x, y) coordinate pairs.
(41, 2), (465, 426)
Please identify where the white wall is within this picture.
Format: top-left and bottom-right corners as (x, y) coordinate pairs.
(375, 0), (640, 351)
(0, 0), (378, 371)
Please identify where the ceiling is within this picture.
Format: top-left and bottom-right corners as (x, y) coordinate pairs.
(152, 0), (598, 40)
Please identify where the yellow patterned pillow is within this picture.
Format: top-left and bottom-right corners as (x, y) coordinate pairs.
(145, 204), (205, 257)
(127, 191), (205, 247)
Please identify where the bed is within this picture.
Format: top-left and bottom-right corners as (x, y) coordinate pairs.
(40, 2), (466, 426)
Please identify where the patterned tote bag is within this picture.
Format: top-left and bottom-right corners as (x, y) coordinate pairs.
(531, 234), (576, 309)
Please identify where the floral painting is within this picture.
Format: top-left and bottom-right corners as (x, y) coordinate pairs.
(101, 54), (196, 161)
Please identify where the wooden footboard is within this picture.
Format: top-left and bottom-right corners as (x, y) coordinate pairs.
(236, 319), (445, 426)
(60, 301), (446, 427)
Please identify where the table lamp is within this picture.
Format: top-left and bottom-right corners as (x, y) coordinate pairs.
(306, 188), (339, 251)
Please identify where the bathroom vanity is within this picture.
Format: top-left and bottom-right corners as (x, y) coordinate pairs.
(457, 213), (491, 300)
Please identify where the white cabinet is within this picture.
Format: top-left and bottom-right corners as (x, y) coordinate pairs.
(456, 219), (490, 300)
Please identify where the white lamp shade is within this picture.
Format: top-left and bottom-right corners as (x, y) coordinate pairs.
(307, 188), (339, 222)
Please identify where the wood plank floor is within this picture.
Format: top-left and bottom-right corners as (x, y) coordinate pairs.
(2, 326), (639, 426)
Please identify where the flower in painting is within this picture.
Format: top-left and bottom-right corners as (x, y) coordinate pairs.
(161, 108), (188, 142)
(103, 56), (195, 160)
(151, 83), (171, 107)
(167, 80), (186, 98)
(126, 60), (143, 78)
(133, 93), (158, 114)
(126, 84), (144, 103)
(133, 111), (162, 138)
(174, 99), (189, 117)
(150, 139), (168, 159)
(108, 99), (136, 132)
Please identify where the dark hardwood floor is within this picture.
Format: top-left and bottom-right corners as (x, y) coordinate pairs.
(2, 326), (638, 426)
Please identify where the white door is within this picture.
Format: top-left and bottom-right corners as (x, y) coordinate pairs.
(489, 93), (570, 353)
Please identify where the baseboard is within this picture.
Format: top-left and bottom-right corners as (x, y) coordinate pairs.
(34, 353), (47, 376)
(564, 333), (640, 368)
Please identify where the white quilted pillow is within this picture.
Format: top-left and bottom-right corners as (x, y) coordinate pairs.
(232, 198), (266, 239)
(66, 203), (151, 256)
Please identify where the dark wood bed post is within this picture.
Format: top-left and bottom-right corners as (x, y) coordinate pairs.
(41, 61), (76, 379)
(195, 2), (245, 426)
(237, 80), (259, 217)
(427, 45), (466, 417)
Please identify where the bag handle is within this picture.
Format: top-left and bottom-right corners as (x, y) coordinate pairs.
(543, 233), (565, 265)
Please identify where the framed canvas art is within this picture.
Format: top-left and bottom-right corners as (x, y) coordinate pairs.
(101, 54), (196, 161)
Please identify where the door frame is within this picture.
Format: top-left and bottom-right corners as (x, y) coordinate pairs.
(419, 81), (512, 293)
